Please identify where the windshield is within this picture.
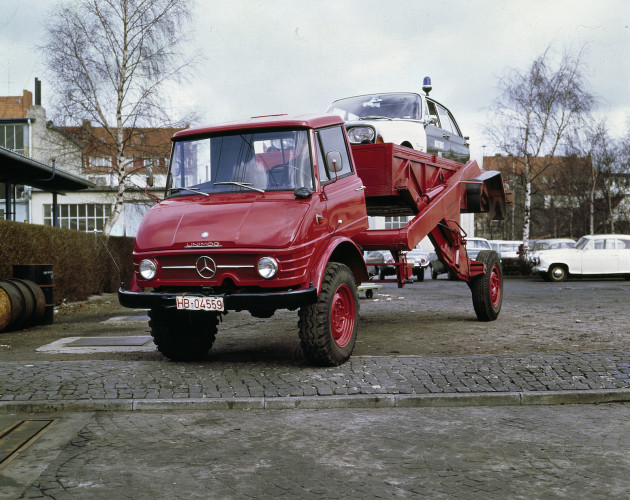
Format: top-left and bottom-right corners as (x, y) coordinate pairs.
(166, 129), (314, 196)
(327, 93), (422, 121)
(575, 237), (589, 250)
(469, 240), (491, 250)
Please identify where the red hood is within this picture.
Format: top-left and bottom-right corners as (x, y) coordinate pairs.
(135, 195), (310, 251)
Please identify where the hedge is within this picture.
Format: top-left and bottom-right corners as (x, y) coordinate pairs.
(0, 220), (134, 304)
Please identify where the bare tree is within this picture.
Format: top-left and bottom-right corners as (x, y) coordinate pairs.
(565, 120), (630, 234)
(41, 0), (195, 235)
(486, 47), (594, 252)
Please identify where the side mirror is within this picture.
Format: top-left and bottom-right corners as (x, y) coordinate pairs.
(146, 167), (154, 187)
(423, 115), (438, 127)
(326, 151), (343, 173)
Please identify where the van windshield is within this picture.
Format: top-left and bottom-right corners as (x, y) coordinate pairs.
(166, 130), (314, 196)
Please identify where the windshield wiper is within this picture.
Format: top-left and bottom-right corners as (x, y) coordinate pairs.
(360, 115), (393, 120)
(214, 181), (265, 193)
(168, 187), (210, 197)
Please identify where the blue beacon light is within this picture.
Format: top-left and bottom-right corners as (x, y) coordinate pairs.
(422, 76), (432, 96)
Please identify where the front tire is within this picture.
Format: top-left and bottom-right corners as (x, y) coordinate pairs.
(149, 307), (218, 361)
(298, 262), (359, 366)
(547, 264), (567, 282)
(469, 250), (502, 321)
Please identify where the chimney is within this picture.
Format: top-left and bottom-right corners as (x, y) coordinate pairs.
(35, 78), (41, 106)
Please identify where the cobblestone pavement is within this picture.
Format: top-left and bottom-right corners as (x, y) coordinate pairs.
(4, 404), (630, 499)
(0, 280), (629, 498)
(0, 350), (629, 412)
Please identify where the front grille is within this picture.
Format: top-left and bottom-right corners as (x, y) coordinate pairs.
(143, 245), (317, 287)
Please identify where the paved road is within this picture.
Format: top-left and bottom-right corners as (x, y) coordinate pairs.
(0, 278), (629, 497)
(3, 404), (630, 499)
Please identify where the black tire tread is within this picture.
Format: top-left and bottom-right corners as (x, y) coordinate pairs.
(298, 262), (358, 366)
(470, 250), (503, 322)
(149, 308), (218, 361)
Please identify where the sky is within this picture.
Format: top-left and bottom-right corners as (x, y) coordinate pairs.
(1, 0), (629, 162)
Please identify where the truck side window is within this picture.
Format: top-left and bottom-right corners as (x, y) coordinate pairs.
(316, 126), (353, 184)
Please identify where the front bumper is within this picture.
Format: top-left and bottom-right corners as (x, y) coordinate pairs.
(118, 287), (318, 311)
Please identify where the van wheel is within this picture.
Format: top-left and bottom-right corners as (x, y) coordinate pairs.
(149, 308), (218, 361)
(469, 250), (502, 321)
(298, 263), (358, 366)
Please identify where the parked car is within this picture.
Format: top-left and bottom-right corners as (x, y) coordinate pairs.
(466, 237), (492, 260)
(365, 250), (395, 280)
(532, 234), (630, 282)
(529, 238), (575, 267)
(405, 246), (430, 281)
(326, 85), (470, 163)
(430, 237), (491, 279)
(531, 238), (576, 251)
(489, 240), (522, 261)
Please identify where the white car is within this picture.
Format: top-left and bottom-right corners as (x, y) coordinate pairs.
(489, 240), (522, 261)
(326, 85), (470, 163)
(532, 234), (630, 282)
(405, 247), (430, 281)
(529, 238), (575, 267)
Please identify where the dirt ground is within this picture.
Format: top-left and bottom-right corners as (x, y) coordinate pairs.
(0, 276), (628, 362)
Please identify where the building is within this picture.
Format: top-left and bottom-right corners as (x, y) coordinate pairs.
(1, 81), (181, 235)
(482, 154), (630, 238)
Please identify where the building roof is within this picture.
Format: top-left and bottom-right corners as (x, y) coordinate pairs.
(0, 146), (94, 193)
(59, 124), (181, 158)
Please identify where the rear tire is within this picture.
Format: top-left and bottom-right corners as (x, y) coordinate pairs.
(414, 269), (425, 282)
(298, 263), (358, 366)
(149, 307), (218, 361)
(469, 250), (502, 321)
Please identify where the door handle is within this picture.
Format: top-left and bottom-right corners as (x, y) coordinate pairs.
(316, 214), (324, 225)
(355, 185), (366, 191)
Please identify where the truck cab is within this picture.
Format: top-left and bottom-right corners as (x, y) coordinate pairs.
(119, 114), (370, 365)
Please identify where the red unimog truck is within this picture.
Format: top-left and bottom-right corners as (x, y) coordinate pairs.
(119, 113), (508, 365)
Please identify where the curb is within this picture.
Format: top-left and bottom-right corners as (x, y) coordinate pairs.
(2, 389), (630, 413)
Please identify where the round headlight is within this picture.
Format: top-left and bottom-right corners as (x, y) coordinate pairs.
(139, 259), (158, 280)
(257, 257), (278, 279)
(347, 126), (375, 144)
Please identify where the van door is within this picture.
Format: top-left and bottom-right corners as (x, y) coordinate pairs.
(425, 99), (449, 159)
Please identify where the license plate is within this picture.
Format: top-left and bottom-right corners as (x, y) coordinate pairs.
(175, 296), (224, 312)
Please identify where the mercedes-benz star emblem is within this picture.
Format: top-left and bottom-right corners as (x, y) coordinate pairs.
(195, 256), (217, 279)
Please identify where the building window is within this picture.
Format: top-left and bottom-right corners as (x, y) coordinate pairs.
(0, 124), (26, 154)
(384, 216), (410, 229)
(86, 156), (114, 172)
(43, 203), (112, 232)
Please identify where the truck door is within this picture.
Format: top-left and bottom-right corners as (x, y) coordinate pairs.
(314, 125), (368, 237)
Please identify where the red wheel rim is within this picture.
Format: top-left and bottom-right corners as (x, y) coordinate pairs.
(330, 283), (355, 347)
(489, 264), (501, 308)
